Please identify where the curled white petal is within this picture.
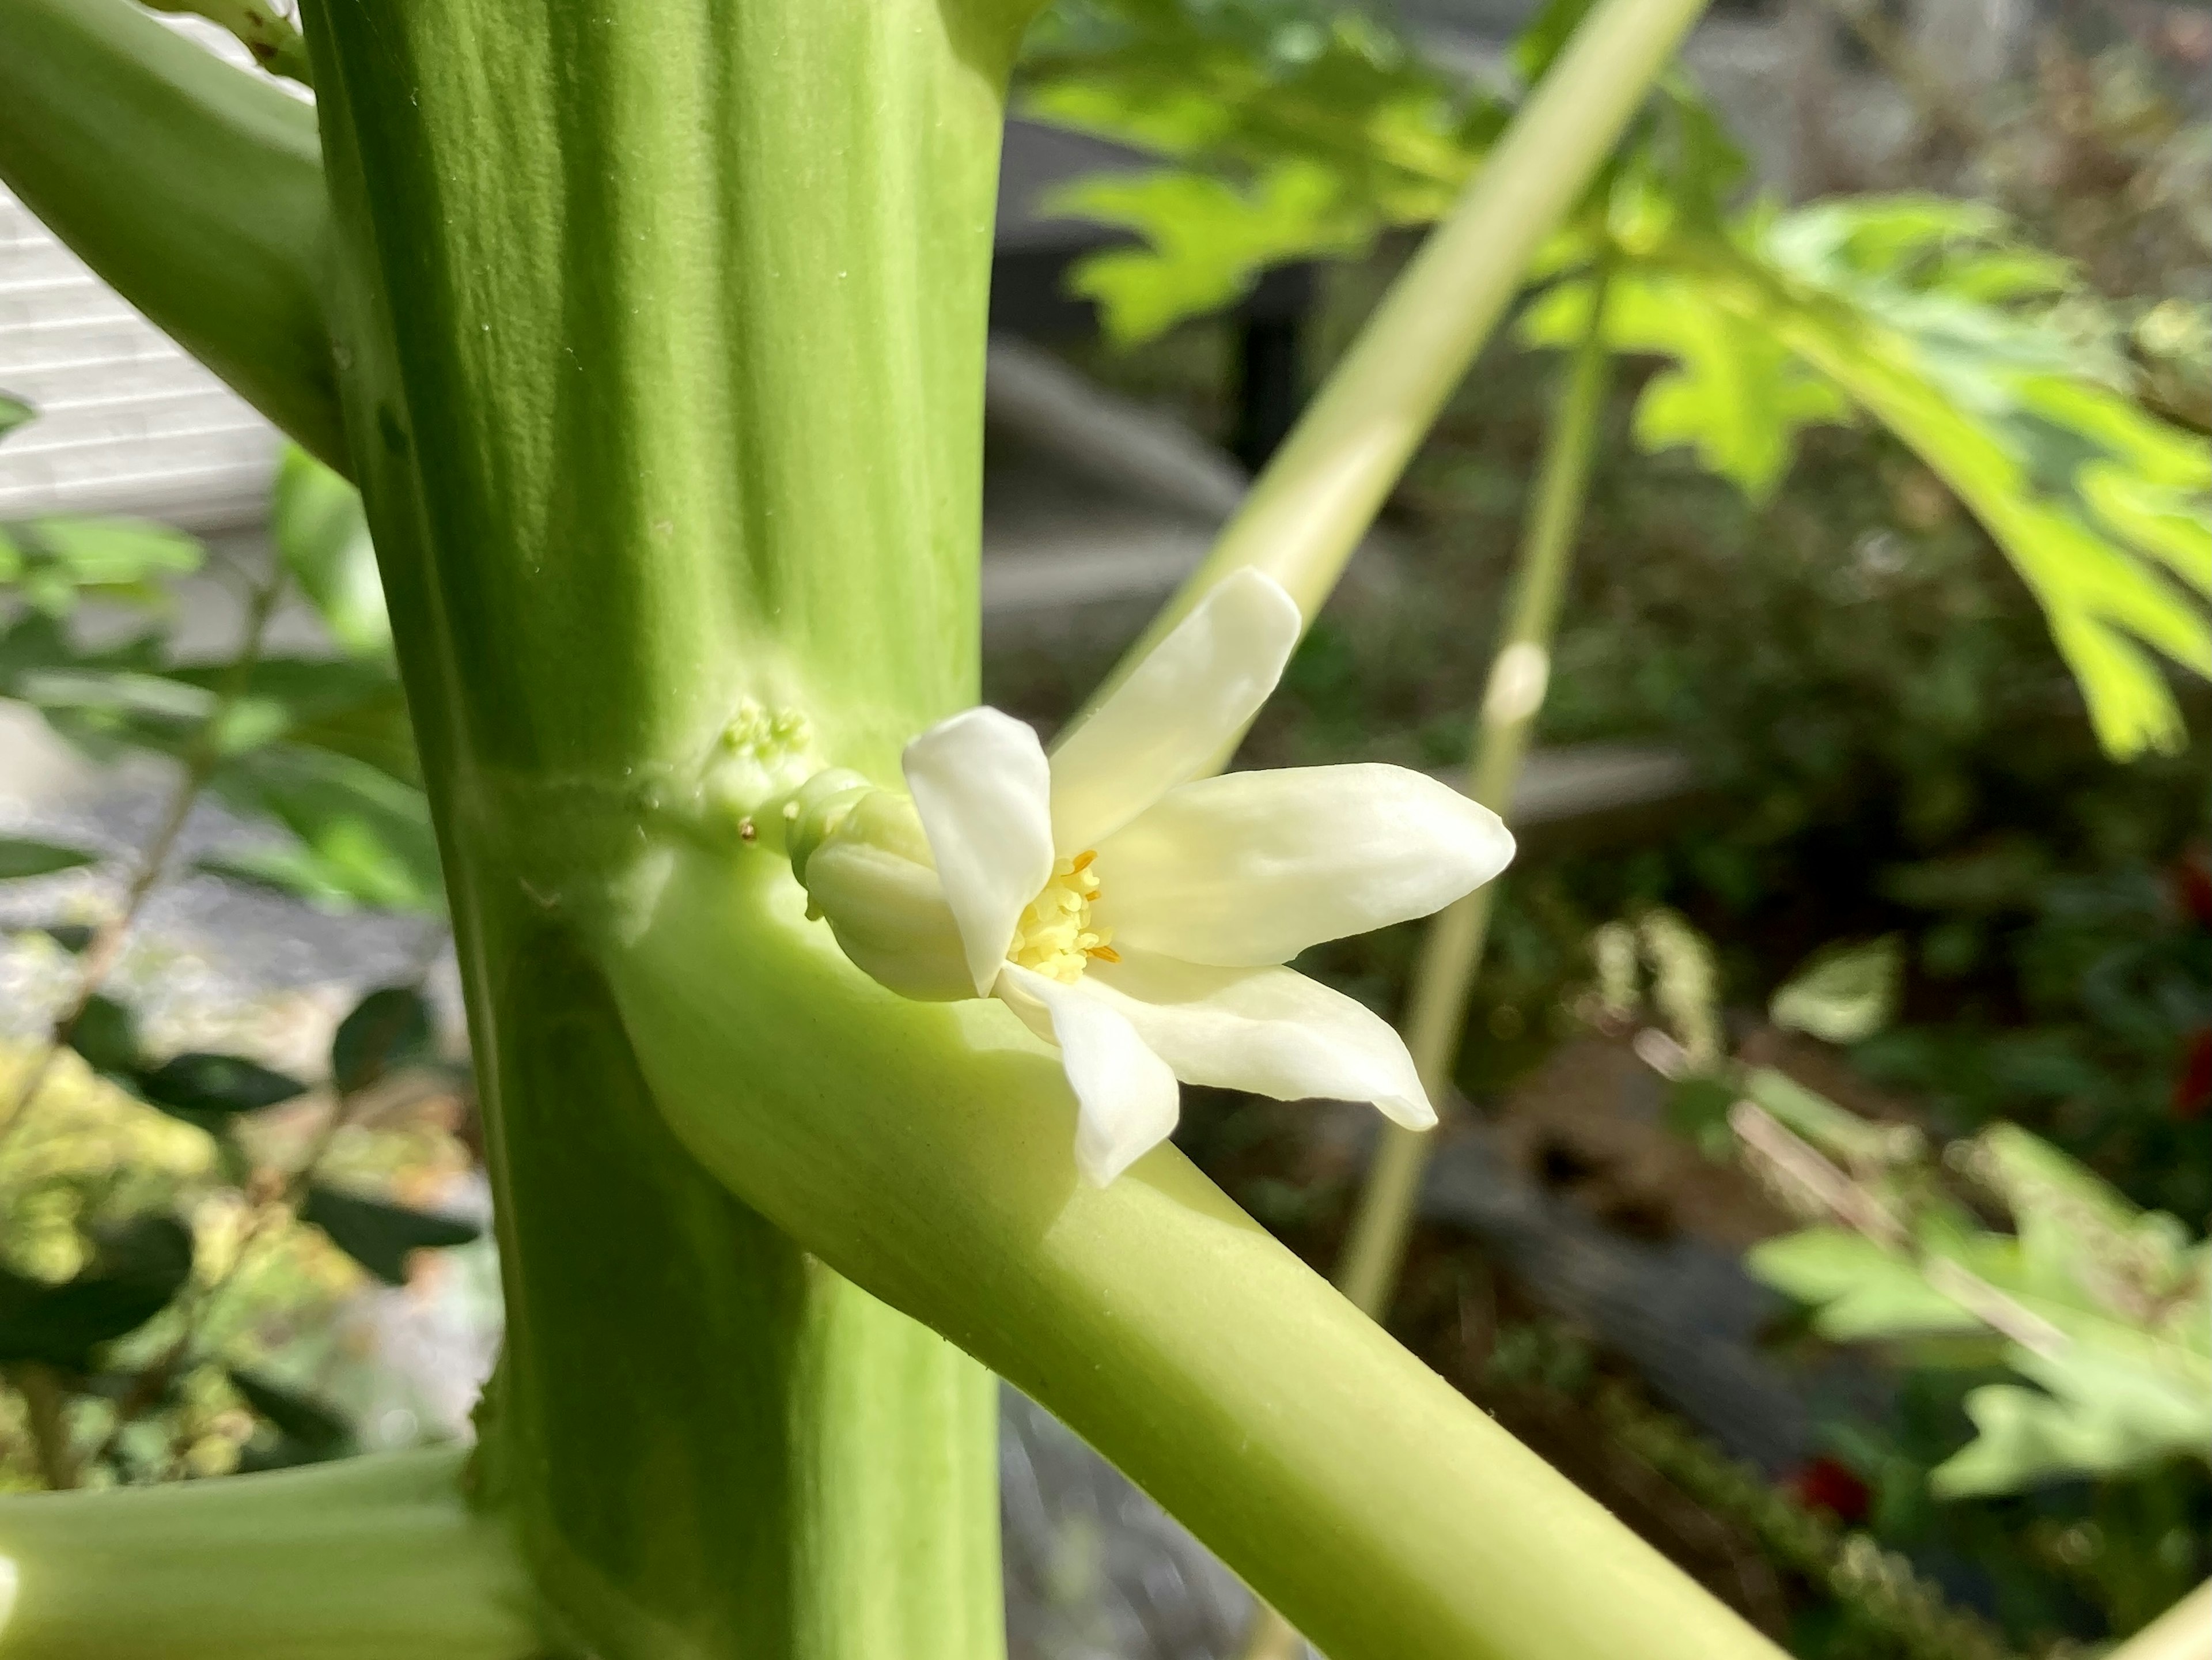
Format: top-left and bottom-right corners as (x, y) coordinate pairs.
(802, 836), (974, 1003)
(903, 707), (1055, 996)
(1084, 951), (1435, 1129)
(1095, 763), (1515, 967)
(1048, 569), (1303, 851)
(1000, 963), (1182, 1185)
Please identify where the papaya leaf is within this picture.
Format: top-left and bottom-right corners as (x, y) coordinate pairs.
(1931, 1344), (2212, 1495)
(1745, 1228), (1981, 1341)
(1521, 271), (1851, 502)
(1656, 196), (2212, 760)
(1020, 0), (1478, 342)
(1050, 161), (1374, 346)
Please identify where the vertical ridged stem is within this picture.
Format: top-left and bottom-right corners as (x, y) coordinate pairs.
(298, 2), (1028, 1653)
(1336, 270), (1615, 1318)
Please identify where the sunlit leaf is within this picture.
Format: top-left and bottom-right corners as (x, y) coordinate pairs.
(272, 447), (389, 656)
(1747, 1227), (1982, 1341)
(1770, 936), (1903, 1046)
(1020, 0), (1478, 342)
(1521, 272), (1850, 501)
(1621, 197), (2212, 758)
(1933, 1345), (2212, 1495)
(1051, 161), (1373, 346)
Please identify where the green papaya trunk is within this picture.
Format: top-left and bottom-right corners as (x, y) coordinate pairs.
(300, 1), (1029, 1653)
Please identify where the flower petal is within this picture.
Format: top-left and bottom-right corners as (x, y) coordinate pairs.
(1084, 951), (1435, 1128)
(1094, 763), (1514, 966)
(999, 963), (1182, 1185)
(1048, 569), (1302, 850)
(903, 706), (1055, 996)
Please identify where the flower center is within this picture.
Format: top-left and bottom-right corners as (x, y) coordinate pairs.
(1007, 849), (1120, 984)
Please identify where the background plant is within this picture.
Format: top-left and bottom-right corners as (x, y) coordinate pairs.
(0, 411), (475, 1493)
(0, 0), (2200, 1655)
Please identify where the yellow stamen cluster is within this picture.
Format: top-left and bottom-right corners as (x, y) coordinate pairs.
(1007, 849), (1119, 984)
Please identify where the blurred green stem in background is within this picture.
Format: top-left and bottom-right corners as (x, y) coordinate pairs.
(1336, 263), (1618, 1319)
(1233, 253), (1618, 1660)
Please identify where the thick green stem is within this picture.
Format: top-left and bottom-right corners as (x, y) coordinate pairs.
(0, 0), (342, 471)
(2, 3), (1785, 1657)
(0, 1449), (539, 1659)
(612, 847), (1785, 1660)
(1337, 274), (1615, 1318)
(1082, 0), (1708, 707)
(299, 1), (1025, 1654)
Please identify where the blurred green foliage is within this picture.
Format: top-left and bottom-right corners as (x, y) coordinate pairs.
(1026, 0), (2210, 758)
(1017, 0), (2210, 1648)
(0, 415), (474, 1488)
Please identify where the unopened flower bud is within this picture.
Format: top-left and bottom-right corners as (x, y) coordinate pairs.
(790, 781), (971, 1003)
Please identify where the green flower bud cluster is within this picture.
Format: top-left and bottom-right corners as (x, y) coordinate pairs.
(700, 698), (823, 837)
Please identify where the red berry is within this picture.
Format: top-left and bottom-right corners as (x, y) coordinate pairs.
(2175, 850), (2212, 929)
(1791, 1455), (1873, 1525)
(2175, 1027), (2212, 1122)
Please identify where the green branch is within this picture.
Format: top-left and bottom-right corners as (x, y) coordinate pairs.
(1336, 266), (1616, 1319)
(612, 845), (1785, 1660)
(146, 0), (315, 87)
(0, 0), (343, 472)
(0, 1449), (539, 1659)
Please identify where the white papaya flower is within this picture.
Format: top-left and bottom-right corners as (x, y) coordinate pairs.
(896, 569), (1516, 1185)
